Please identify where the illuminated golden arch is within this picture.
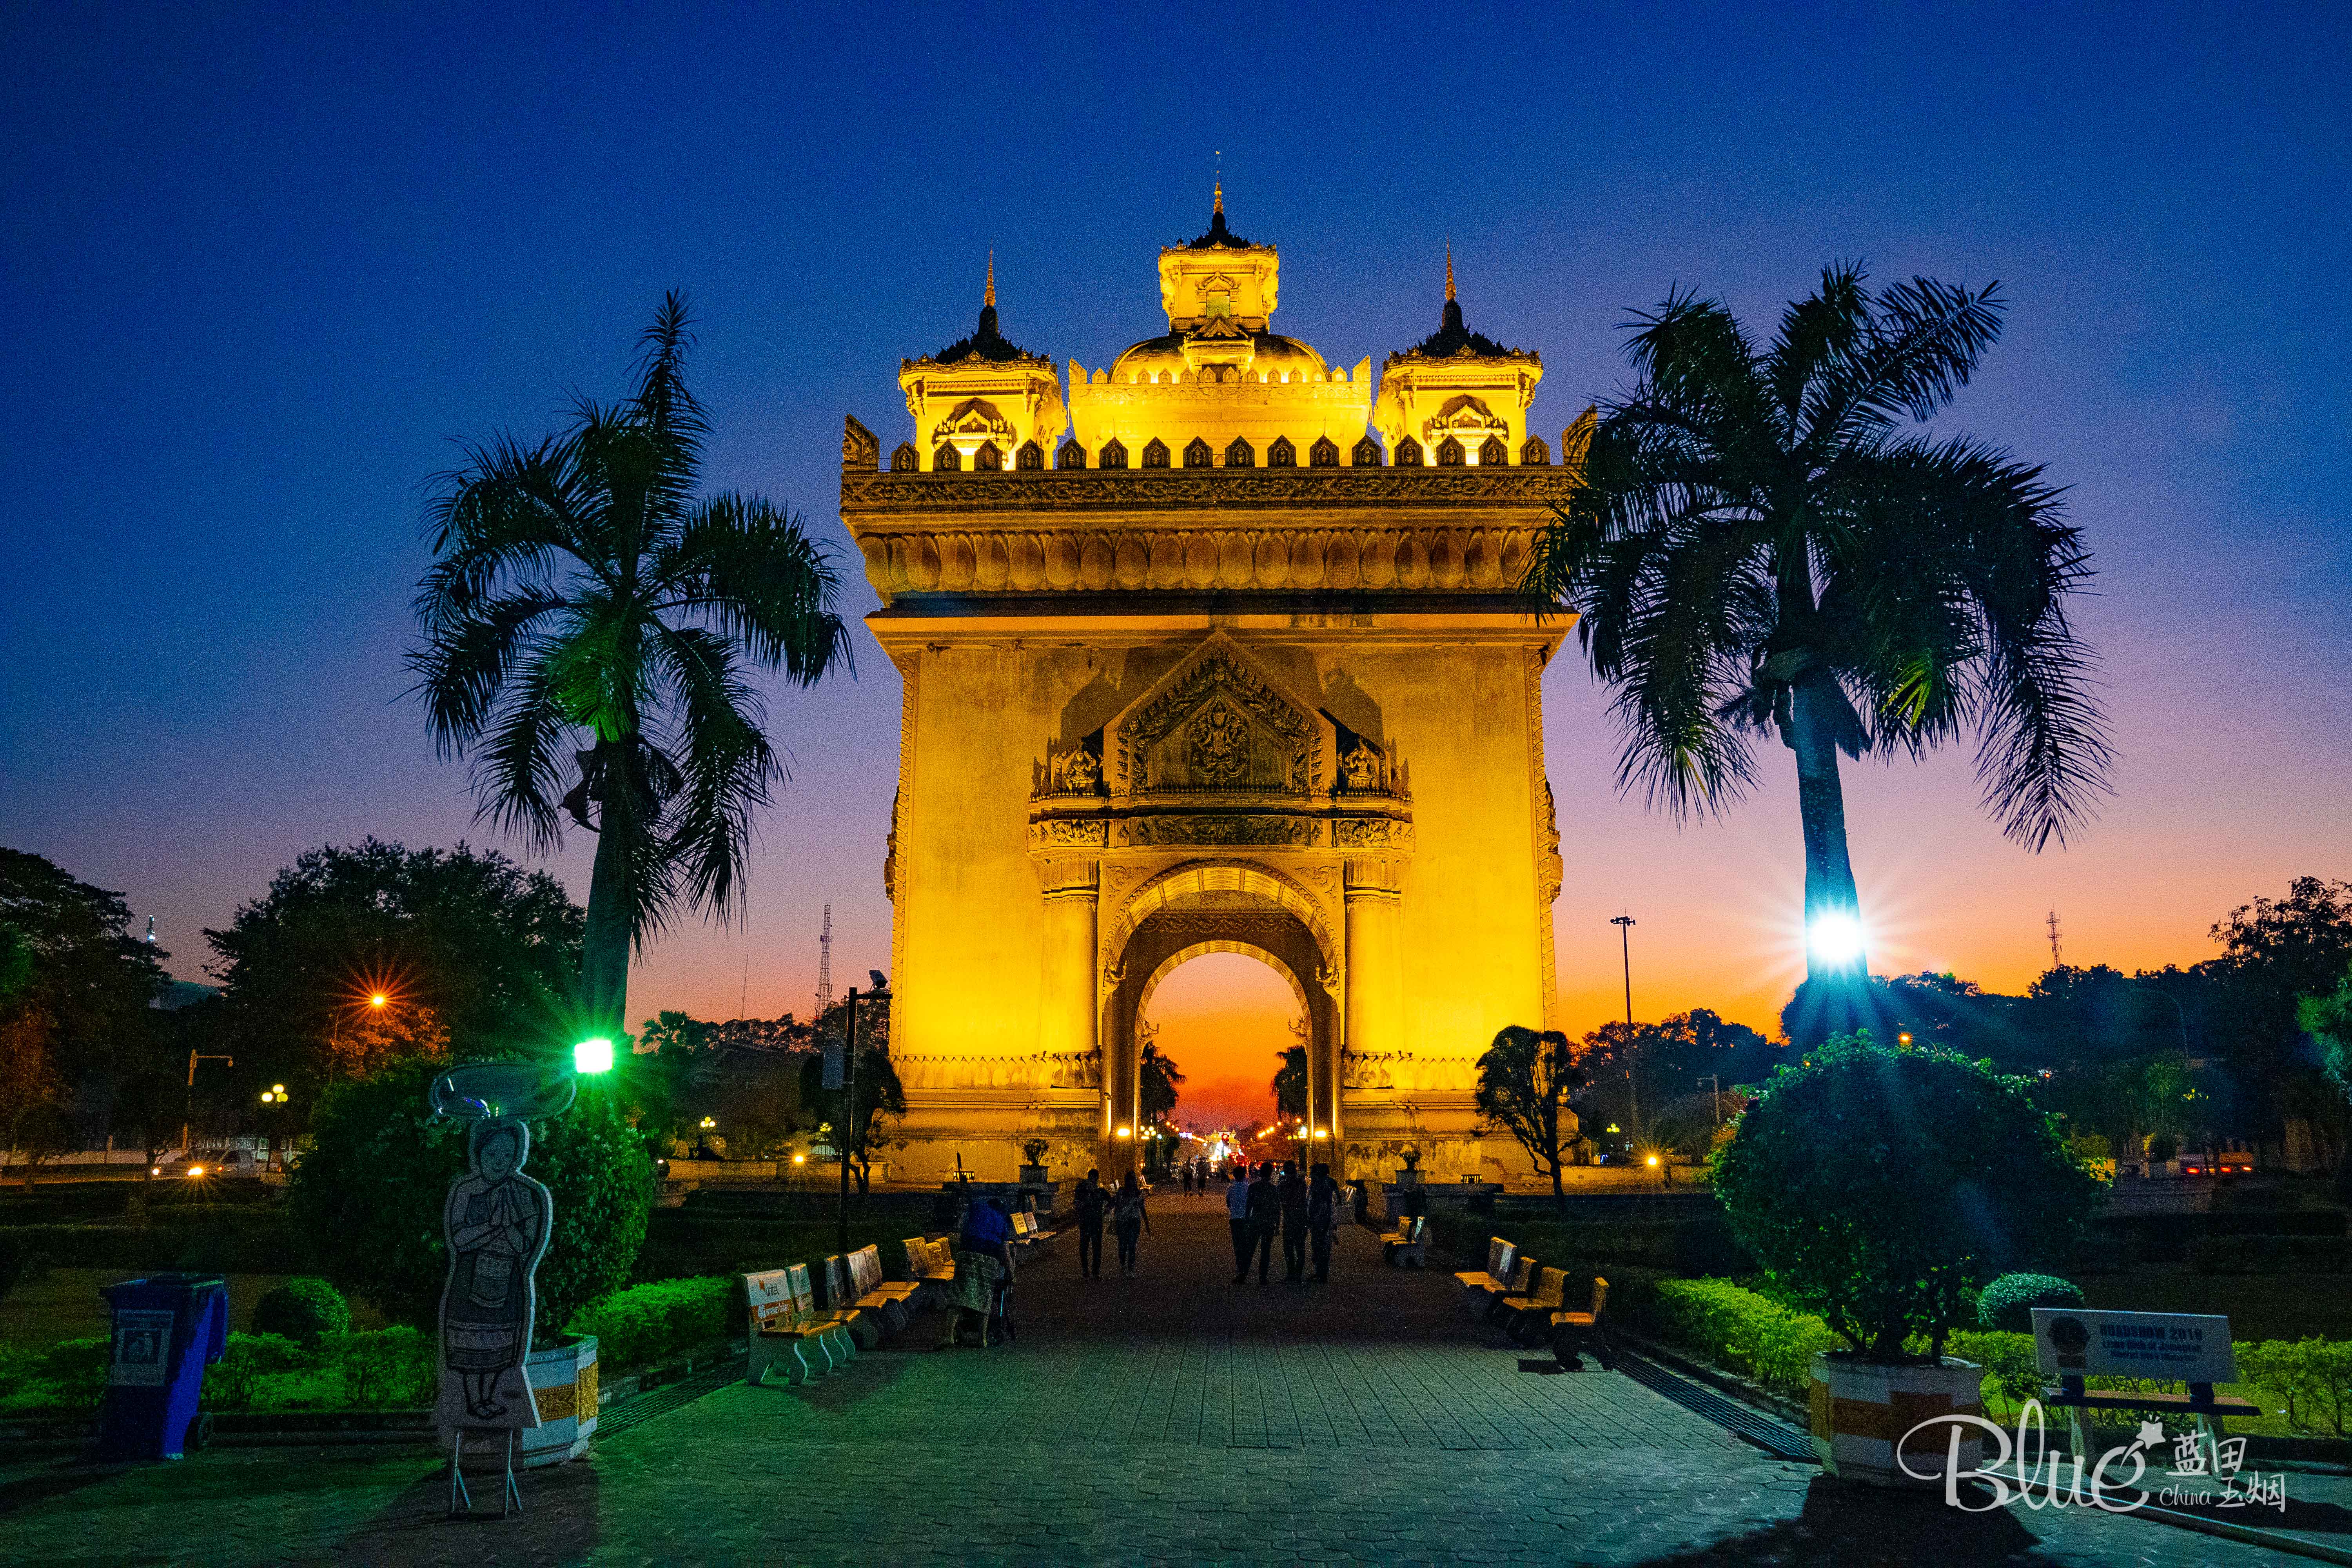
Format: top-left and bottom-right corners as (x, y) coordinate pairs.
(1134, 940), (1311, 1024)
(1102, 859), (1337, 977)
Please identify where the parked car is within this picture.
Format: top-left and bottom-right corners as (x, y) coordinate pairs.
(150, 1149), (263, 1179)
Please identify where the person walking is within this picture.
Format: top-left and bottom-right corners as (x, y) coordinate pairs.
(1226, 1160), (1255, 1281)
(1308, 1162), (1341, 1283)
(1180, 1162), (1194, 1197)
(1278, 1161), (1310, 1283)
(1073, 1167), (1107, 1280)
(1243, 1162), (1280, 1284)
(1112, 1171), (1150, 1278)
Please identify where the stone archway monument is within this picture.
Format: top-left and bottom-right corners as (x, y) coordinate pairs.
(844, 197), (1575, 1182)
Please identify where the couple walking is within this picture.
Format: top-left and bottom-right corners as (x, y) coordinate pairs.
(1071, 1168), (1150, 1279)
(1227, 1159), (1341, 1285)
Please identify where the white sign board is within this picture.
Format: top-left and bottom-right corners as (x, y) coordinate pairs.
(109, 1309), (174, 1387)
(2032, 1308), (2235, 1384)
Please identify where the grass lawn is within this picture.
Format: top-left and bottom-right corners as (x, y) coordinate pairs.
(0, 1269), (387, 1352)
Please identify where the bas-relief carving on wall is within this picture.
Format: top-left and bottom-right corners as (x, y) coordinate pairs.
(1340, 1051), (1473, 1094)
(1120, 649), (1318, 795)
(1126, 815), (1317, 847)
(896, 1050), (1103, 1091)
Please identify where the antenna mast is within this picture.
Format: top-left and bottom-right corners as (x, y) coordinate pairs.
(815, 905), (834, 1018)
(2045, 910), (2064, 970)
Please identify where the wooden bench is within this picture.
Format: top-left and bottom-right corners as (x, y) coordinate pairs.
(845, 1245), (919, 1344)
(1010, 1210), (1056, 1259)
(743, 1266), (855, 1387)
(792, 1262), (861, 1370)
(1453, 1237), (1518, 1309)
(1500, 1264), (1567, 1344)
(2042, 1377), (2259, 1459)
(1550, 1276), (1612, 1370)
(1379, 1214), (1427, 1269)
(902, 1234), (955, 1296)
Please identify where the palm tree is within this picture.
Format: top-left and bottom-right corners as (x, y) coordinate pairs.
(1522, 265), (2110, 1015)
(408, 293), (849, 1044)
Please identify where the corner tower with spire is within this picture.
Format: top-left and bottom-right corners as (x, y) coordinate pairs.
(897, 257), (1066, 469)
(1372, 249), (1545, 465)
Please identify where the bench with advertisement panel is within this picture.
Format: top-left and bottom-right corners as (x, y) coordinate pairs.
(2033, 1307), (2258, 1458)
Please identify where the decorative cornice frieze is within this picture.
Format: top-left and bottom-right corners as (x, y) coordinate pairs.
(855, 521), (1541, 600)
(840, 466), (1572, 516)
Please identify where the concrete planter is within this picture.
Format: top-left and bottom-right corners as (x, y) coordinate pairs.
(517, 1335), (597, 1467)
(1018, 1165), (1048, 1184)
(1808, 1351), (1982, 1487)
(1394, 1169), (1421, 1187)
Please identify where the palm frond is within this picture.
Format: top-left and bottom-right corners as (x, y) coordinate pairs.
(657, 495), (853, 682)
(403, 588), (570, 757)
(649, 623), (779, 922)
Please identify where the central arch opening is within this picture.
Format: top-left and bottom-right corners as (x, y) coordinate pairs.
(1139, 951), (1302, 1138)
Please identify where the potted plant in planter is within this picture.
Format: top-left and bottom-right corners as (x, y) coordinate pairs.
(1019, 1139), (1050, 1184)
(1395, 1146), (1422, 1187)
(1711, 1033), (2101, 1487)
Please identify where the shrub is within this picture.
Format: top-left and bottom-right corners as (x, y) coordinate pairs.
(1647, 1278), (1842, 1397)
(1710, 1033), (2102, 1361)
(1944, 1330), (2043, 1416)
(253, 1277), (351, 1346)
(207, 1332), (306, 1409)
(1977, 1273), (2085, 1332)
(2237, 1338), (2352, 1437)
(570, 1276), (738, 1372)
(288, 1055), (655, 1335)
(324, 1326), (437, 1409)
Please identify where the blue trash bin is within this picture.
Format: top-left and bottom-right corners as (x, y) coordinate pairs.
(96, 1274), (229, 1461)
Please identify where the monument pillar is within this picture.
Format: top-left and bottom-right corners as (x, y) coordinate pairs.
(1342, 858), (1404, 1145)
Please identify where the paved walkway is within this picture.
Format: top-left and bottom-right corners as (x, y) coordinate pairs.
(0, 1191), (2327, 1564)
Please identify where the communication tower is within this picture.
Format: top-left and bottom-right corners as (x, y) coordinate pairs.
(814, 905), (834, 1018)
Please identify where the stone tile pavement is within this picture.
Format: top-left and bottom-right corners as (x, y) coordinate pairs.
(0, 1192), (2331, 1564)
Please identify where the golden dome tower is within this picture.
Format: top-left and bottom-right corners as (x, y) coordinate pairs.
(1067, 189), (1373, 466)
(1372, 248), (1545, 465)
(897, 256), (1066, 470)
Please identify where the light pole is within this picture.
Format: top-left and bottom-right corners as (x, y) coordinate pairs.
(1699, 1073), (1721, 1129)
(837, 985), (860, 1257)
(181, 1049), (234, 1157)
(1610, 915), (1639, 1142)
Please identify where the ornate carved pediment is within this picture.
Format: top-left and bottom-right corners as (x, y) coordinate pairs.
(932, 397), (1015, 448)
(1107, 634), (1329, 796)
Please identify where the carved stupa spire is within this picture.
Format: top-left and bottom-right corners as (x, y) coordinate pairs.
(985, 250), (995, 309)
(1445, 242), (1455, 303)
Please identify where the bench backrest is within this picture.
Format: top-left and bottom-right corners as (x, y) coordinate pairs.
(899, 1237), (929, 1277)
(1506, 1255), (1535, 1294)
(1486, 1236), (1510, 1276)
(1012, 1211), (1036, 1237)
(852, 1245), (884, 1295)
(929, 1238), (953, 1269)
(1535, 1267), (1567, 1309)
(744, 1269), (797, 1334)
(1406, 1216), (1425, 1243)
(786, 1262), (817, 1315)
(1588, 1276), (1610, 1318)
(817, 1254), (852, 1310)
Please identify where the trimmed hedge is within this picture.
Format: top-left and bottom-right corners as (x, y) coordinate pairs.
(2238, 1338), (2352, 1436)
(0, 1327), (438, 1415)
(570, 1276), (739, 1372)
(2189, 1235), (2352, 1275)
(0, 1216), (314, 1275)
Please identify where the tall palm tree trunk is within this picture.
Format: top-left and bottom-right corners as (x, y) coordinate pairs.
(578, 742), (639, 1043)
(1789, 679), (1866, 985)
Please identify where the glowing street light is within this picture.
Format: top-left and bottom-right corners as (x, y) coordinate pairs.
(1114, 1125), (1133, 1140)
(370, 993), (388, 1009)
(699, 1116), (717, 1130)
(573, 1037), (615, 1074)
(1806, 912), (1866, 967)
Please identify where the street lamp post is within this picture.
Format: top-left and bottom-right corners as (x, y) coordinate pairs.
(837, 985), (860, 1257)
(181, 1049), (234, 1159)
(1699, 1073), (1721, 1129)
(1610, 915), (1638, 1142)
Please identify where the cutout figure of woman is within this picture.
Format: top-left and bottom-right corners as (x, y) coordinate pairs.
(439, 1118), (552, 1424)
